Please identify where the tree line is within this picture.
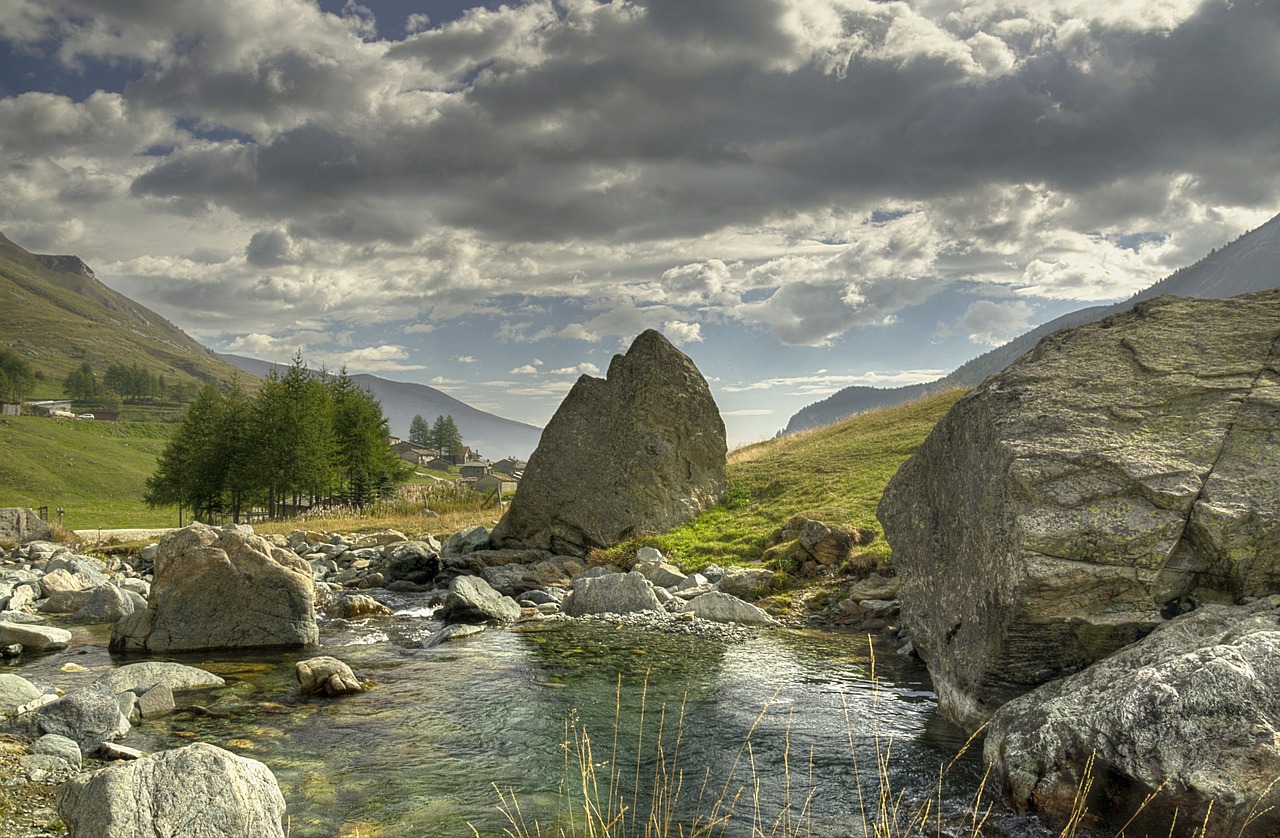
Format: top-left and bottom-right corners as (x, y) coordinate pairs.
(145, 355), (407, 523)
(63, 361), (200, 409)
(408, 413), (465, 461)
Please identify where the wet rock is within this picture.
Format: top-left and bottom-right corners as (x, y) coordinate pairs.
(136, 683), (175, 719)
(440, 576), (521, 624)
(324, 593), (394, 619)
(419, 623), (486, 648)
(56, 742), (287, 838)
(296, 656), (364, 696)
(97, 662), (225, 694)
(490, 330), (727, 557)
(0, 622), (70, 653)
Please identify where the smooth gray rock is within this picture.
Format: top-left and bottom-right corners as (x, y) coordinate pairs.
(0, 673), (43, 713)
(0, 621), (71, 653)
(56, 742), (286, 838)
(419, 624), (486, 648)
(97, 662), (225, 694)
(33, 733), (82, 770)
(564, 570), (662, 617)
(440, 575), (521, 624)
(879, 291), (1280, 729)
(491, 330), (727, 557)
(985, 598), (1280, 835)
(634, 559), (687, 589)
(0, 508), (52, 544)
(110, 524), (318, 653)
(4, 682), (130, 752)
(680, 591), (779, 626)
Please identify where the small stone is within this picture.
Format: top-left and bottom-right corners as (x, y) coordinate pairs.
(136, 683), (175, 719)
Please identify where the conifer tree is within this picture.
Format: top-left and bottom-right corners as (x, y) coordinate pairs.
(409, 413), (431, 448)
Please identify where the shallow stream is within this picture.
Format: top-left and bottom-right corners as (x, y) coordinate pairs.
(10, 597), (1055, 837)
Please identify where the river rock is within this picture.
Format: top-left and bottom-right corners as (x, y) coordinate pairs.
(714, 567), (774, 599)
(110, 524), (318, 653)
(33, 733), (83, 771)
(72, 584), (146, 624)
(97, 661), (226, 694)
(0, 508), (52, 545)
(419, 623), (486, 648)
(634, 559), (687, 589)
(443, 526), (491, 556)
(296, 656), (364, 696)
(0, 621), (71, 653)
(0, 673), (42, 713)
(384, 541), (441, 583)
(440, 575), (521, 624)
(136, 683), (175, 719)
(563, 570), (662, 617)
(679, 591), (778, 626)
(986, 598), (1280, 835)
(490, 330), (727, 557)
(4, 682), (130, 752)
(56, 742), (287, 838)
(324, 593), (394, 619)
(878, 291), (1280, 729)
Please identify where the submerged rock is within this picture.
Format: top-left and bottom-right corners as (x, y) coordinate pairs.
(56, 742), (287, 838)
(491, 330), (727, 556)
(878, 290), (1280, 728)
(296, 656), (364, 696)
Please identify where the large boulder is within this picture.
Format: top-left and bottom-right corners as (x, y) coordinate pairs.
(440, 575), (522, 624)
(0, 508), (52, 545)
(563, 570), (662, 617)
(985, 598), (1280, 836)
(56, 742), (286, 838)
(490, 330), (727, 556)
(878, 291), (1280, 729)
(110, 524), (318, 653)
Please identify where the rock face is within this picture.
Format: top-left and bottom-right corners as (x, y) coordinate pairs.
(110, 524), (318, 653)
(56, 742), (287, 838)
(490, 330), (727, 556)
(985, 598), (1280, 836)
(0, 508), (52, 545)
(878, 291), (1280, 729)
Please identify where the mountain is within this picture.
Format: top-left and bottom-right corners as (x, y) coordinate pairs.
(0, 231), (242, 389)
(783, 212), (1280, 434)
(218, 353), (544, 460)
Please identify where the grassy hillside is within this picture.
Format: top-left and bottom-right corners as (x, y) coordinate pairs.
(0, 231), (249, 399)
(0, 416), (177, 529)
(636, 388), (967, 570)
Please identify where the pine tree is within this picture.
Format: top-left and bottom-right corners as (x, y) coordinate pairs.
(432, 414), (464, 462)
(409, 414), (431, 448)
(329, 369), (403, 508)
(144, 384), (228, 522)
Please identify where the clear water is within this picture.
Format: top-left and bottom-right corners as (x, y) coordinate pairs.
(9, 598), (1052, 838)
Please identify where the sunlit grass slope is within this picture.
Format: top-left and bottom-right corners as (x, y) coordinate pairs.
(0, 415), (177, 529)
(639, 389), (967, 570)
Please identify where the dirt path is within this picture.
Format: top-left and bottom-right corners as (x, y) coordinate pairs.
(73, 527), (176, 544)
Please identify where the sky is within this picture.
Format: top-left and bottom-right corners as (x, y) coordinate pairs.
(1, 0), (1277, 447)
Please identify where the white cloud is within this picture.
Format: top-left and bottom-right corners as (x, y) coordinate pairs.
(453, 355), (478, 363)
(510, 364), (539, 375)
(957, 300), (1035, 345)
(722, 368), (950, 395)
(549, 362), (601, 376)
(722, 408), (774, 416)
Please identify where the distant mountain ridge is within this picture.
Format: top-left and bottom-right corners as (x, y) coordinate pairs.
(783, 212), (1280, 434)
(218, 353), (544, 460)
(0, 231), (241, 388)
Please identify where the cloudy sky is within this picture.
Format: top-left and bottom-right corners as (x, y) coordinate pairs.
(2, 0), (1277, 445)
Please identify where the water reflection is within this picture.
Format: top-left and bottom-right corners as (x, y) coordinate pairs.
(7, 599), (1048, 837)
